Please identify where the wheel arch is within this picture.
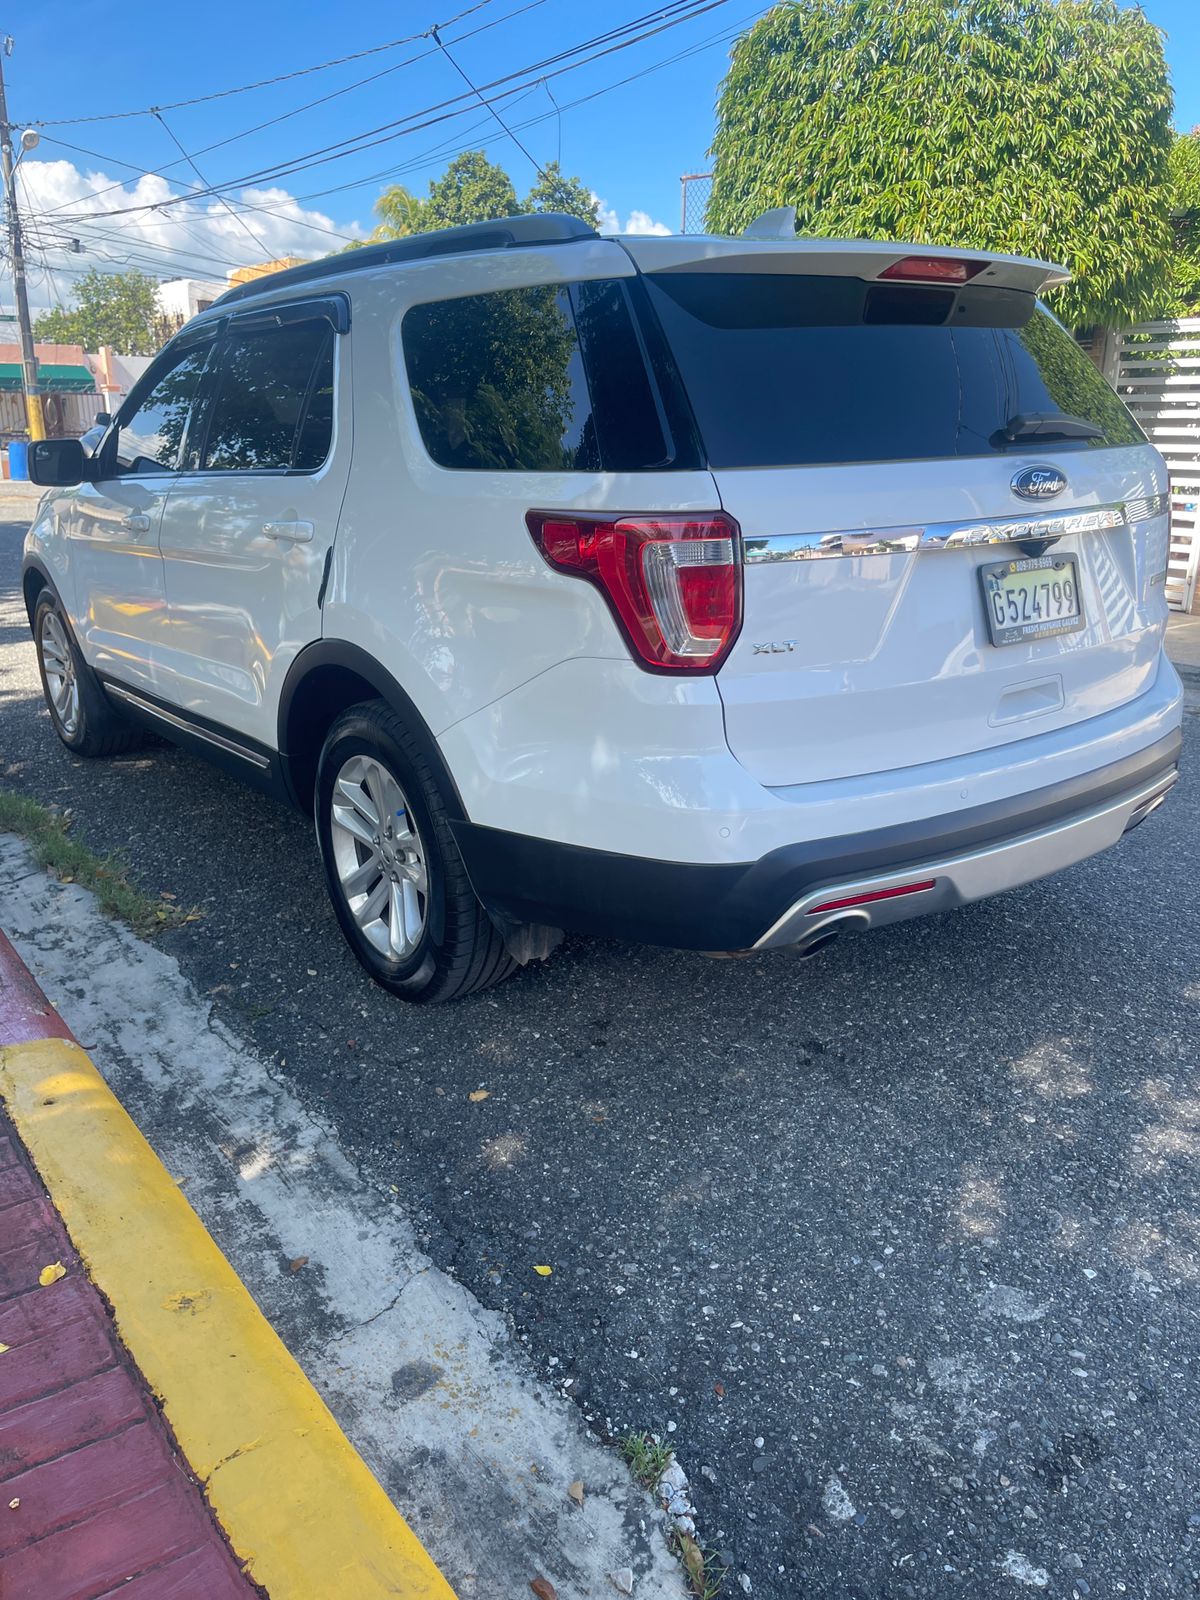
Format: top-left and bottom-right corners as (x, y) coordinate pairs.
(277, 641), (467, 820)
(21, 557), (54, 627)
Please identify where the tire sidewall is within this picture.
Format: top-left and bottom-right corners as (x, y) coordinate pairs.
(314, 712), (445, 996)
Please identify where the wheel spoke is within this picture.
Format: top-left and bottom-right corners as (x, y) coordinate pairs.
(342, 854), (382, 897)
(354, 876), (388, 929)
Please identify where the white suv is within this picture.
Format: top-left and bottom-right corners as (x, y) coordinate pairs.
(22, 212), (1183, 1002)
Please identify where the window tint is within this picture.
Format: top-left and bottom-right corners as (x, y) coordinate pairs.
(201, 323), (333, 472)
(641, 273), (1144, 468)
(401, 280), (670, 473)
(115, 343), (210, 474)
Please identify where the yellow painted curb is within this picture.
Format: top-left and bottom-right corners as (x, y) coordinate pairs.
(0, 1036), (457, 1600)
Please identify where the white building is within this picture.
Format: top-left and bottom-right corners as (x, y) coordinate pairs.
(155, 277), (226, 324)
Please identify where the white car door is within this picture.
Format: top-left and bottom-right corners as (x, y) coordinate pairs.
(156, 298), (350, 747)
(68, 335), (213, 696)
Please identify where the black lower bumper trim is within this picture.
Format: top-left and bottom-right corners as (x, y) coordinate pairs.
(452, 729), (1182, 951)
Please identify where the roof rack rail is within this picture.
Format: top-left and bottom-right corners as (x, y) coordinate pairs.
(213, 212), (599, 308)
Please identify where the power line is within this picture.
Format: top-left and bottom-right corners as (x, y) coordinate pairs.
(26, 0), (502, 126)
(43, 2), (728, 224)
(152, 110), (267, 255)
(31, 0), (550, 221)
(432, 23), (547, 179)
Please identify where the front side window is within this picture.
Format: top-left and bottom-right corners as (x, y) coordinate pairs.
(200, 323), (334, 472)
(401, 280), (670, 473)
(115, 343), (210, 474)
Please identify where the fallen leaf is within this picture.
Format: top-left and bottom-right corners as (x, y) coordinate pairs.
(677, 1532), (706, 1590)
(160, 890), (177, 900)
(567, 1478), (584, 1508)
(8, 1498), (18, 1510)
(713, 1382), (725, 1398)
(530, 1578), (557, 1600)
(288, 1256), (309, 1274)
(469, 1089), (490, 1102)
(0, 1343), (9, 1354)
(38, 1262), (66, 1287)
(533, 1264), (553, 1277)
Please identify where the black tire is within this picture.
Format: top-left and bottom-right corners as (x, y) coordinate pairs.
(33, 590), (143, 758)
(314, 699), (517, 1003)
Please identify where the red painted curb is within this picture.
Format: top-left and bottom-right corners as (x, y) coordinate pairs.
(0, 931), (76, 1050)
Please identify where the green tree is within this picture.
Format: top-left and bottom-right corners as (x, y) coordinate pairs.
(525, 162), (599, 227)
(1162, 129), (1200, 316)
(423, 150), (520, 230)
(34, 268), (162, 354)
(708, 0), (1174, 330)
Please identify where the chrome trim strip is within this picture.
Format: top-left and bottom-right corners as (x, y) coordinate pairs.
(106, 685), (271, 770)
(742, 493), (1168, 563)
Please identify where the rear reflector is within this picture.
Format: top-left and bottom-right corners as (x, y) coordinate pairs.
(807, 880), (937, 915)
(878, 255), (987, 284)
(527, 511), (742, 672)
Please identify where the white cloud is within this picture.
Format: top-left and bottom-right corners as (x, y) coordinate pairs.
(591, 193), (672, 237)
(11, 158), (366, 311)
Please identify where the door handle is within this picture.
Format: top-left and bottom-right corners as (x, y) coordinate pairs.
(262, 520), (315, 544)
(122, 514), (151, 534)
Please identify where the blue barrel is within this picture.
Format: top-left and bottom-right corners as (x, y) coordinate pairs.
(7, 440), (29, 481)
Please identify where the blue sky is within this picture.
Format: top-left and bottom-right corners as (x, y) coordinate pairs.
(4, 0), (1200, 307)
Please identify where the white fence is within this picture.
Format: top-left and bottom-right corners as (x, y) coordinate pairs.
(1106, 317), (1200, 612)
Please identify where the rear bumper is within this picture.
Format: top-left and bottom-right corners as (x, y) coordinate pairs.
(452, 728), (1182, 951)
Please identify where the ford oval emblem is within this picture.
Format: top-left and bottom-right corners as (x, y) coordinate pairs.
(1012, 465), (1067, 500)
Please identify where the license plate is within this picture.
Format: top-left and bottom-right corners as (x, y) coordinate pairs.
(979, 554), (1085, 647)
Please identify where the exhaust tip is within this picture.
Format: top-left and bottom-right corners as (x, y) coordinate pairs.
(792, 909), (870, 958)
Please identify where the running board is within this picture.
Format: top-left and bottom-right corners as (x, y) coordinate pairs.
(105, 685), (271, 771)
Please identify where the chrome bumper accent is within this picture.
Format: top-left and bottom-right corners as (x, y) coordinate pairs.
(755, 766), (1178, 950)
(743, 493), (1168, 563)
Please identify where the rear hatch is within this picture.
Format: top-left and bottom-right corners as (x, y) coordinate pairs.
(625, 238), (1169, 788)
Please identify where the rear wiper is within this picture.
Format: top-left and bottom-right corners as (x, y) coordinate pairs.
(996, 411), (1104, 445)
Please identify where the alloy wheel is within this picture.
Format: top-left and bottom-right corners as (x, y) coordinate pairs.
(329, 754), (429, 959)
(39, 611), (80, 737)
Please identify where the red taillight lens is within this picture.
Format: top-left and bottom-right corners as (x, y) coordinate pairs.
(527, 511), (742, 673)
(878, 255), (987, 284)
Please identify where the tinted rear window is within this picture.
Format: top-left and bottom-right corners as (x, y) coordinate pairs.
(402, 281), (670, 473)
(642, 273), (1144, 468)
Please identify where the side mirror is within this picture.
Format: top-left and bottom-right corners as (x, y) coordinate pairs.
(28, 437), (88, 487)
(93, 410), (112, 427)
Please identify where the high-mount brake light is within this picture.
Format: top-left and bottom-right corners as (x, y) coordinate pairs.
(527, 511), (742, 673)
(878, 256), (988, 284)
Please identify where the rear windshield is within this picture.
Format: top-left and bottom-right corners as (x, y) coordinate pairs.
(642, 273), (1144, 469)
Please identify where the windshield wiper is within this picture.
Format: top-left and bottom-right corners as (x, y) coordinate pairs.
(996, 411), (1104, 445)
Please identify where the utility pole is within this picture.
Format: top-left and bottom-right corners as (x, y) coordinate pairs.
(0, 38), (44, 441)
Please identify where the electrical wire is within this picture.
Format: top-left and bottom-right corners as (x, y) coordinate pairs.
(26, 0), (502, 126)
(432, 23), (547, 179)
(44, 1), (729, 224)
(152, 110), (267, 254)
(30, 0), (551, 221)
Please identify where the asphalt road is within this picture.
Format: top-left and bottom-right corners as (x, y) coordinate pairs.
(3, 514), (1199, 1600)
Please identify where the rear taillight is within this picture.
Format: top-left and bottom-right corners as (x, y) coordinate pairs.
(878, 255), (987, 284)
(527, 511), (742, 673)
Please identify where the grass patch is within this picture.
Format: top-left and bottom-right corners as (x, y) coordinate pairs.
(619, 1430), (674, 1492)
(0, 788), (199, 937)
(671, 1533), (727, 1599)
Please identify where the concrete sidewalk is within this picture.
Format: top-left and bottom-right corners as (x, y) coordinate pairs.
(1167, 609), (1200, 676)
(0, 930), (455, 1600)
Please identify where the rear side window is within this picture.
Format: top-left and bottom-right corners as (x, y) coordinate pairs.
(642, 273), (1144, 469)
(401, 281), (669, 472)
(199, 323), (334, 472)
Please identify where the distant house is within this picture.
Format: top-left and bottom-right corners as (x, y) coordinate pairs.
(155, 277), (226, 325)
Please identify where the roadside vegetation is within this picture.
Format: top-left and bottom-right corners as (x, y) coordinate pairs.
(0, 788), (199, 936)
